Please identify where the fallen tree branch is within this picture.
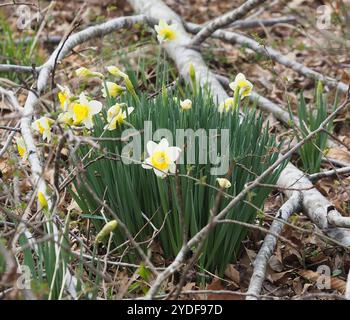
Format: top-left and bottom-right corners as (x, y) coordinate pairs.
(246, 193), (302, 300)
(230, 15), (297, 29)
(278, 163), (350, 236)
(191, 0), (268, 46)
(0, 64), (41, 74)
(186, 23), (349, 93)
(309, 166), (350, 182)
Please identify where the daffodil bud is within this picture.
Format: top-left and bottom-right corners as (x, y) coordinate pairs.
(38, 191), (48, 210)
(162, 84), (168, 104)
(124, 77), (140, 103)
(76, 67), (104, 79)
(180, 99), (192, 110)
(316, 80), (323, 107)
(101, 81), (124, 98)
(95, 220), (118, 243)
(216, 178), (231, 189)
(106, 66), (128, 78)
(189, 62), (196, 84)
(189, 62), (197, 94)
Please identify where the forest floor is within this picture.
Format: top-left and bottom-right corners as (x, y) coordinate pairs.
(1, 0), (350, 299)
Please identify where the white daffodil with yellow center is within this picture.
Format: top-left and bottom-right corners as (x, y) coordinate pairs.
(31, 117), (54, 142)
(142, 138), (181, 178)
(154, 19), (177, 43)
(101, 81), (124, 98)
(180, 99), (192, 111)
(229, 73), (253, 99)
(104, 103), (134, 131)
(67, 92), (102, 129)
(57, 84), (73, 112)
(218, 97), (235, 113)
(75, 67), (104, 79)
(16, 137), (27, 160)
(216, 178), (231, 189)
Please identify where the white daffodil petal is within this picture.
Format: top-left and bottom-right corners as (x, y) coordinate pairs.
(126, 107), (134, 115)
(82, 118), (93, 129)
(236, 73), (246, 82)
(79, 92), (89, 105)
(167, 147), (181, 162)
(88, 100), (102, 115)
(156, 138), (169, 151)
(142, 157), (152, 169)
(147, 141), (158, 156)
(154, 168), (166, 178)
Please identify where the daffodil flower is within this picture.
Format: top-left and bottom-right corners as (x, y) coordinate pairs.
(75, 67), (104, 79)
(67, 92), (102, 129)
(180, 99), (192, 110)
(218, 98), (235, 113)
(16, 137), (27, 160)
(57, 84), (73, 111)
(101, 81), (124, 98)
(31, 117), (54, 142)
(104, 103), (134, 131)
(155, 19), (177, 43)
(229, 73), (253, 99)
(142, 138), (181, 178)
(216, 178), (231, 189)
(38, 191), (48, 210)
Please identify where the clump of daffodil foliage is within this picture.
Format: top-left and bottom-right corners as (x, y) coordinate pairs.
(68, 65), (285, 276)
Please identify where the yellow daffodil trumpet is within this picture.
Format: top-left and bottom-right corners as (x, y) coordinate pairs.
(67, 92), (102, 129)
(142, 138), (181, 178)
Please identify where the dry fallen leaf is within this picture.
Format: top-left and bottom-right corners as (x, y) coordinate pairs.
(326, 148), (350, 164)
(207, 279), (243, 300)
(298, 270), (346, 293)
(224, 264), (240, 289)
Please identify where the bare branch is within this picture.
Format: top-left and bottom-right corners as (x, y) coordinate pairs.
(186, 22), (349, 93)
(231, 16), (297, 29)
(309, 166), (350, 182)
(191, 0), (268, 46)
(246, 193), (302, 300)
